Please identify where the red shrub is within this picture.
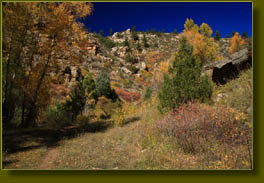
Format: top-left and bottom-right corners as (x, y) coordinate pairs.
(115, 88), (141, 102)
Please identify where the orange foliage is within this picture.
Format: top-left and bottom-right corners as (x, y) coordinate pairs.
(229, 32), (246, 54)
(115, 88), (141, 102)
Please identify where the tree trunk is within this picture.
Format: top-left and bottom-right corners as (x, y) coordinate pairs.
(24, 35), (57, 127)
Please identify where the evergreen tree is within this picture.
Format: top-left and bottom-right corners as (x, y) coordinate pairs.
(136, 42), (142, 52)
(231, 31), (235, 37)
(143, 34), (149, 48)
(158, 37), (213, 113)
(214, 30), (220, 41)
(174, 28), (178, 35)
(242, 31), (248, 39)
(67, 83), (86, 122)
(109, 28), (113, 36)
(99, 29), (104, 37)
(161, 29), (165, 33)
(95, 69), (111, 98)
(131, 25), (139, 41)
(123, 37), (130, 48)
(151, 28), (156, 34)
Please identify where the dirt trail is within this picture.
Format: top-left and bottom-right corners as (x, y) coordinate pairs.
(39, 147), (59, 169)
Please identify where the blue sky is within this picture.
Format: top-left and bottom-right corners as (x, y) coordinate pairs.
(81, 2), (252, 37)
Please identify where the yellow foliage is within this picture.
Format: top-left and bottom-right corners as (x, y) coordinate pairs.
(181, 30), (218, 64)
(181, 18), (218, 64)
(229, 32), (246, 54)
(200, 23), (213, 37)
(159, 61), (169, 73)
(112, 108), (125, 126)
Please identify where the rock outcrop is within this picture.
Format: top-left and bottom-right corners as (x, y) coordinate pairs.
(211, 48), (252, 84)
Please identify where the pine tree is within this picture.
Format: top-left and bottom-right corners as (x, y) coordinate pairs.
(174, 28), (178, 35)
(99, 29), (104, 37)
(151, 28), (156, 34)
(109, 28), (113, 36)
(95, 70), (111, 98)
(158, 37), (213, 113)
(231, 31), (235, 37)
(131, 25), (138, 41)
(143, 34), (149, 48)
(242, 31), (248, 39)
(214, 30), (220, 41)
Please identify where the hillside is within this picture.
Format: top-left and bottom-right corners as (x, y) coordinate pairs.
(2, 2), (252, 170)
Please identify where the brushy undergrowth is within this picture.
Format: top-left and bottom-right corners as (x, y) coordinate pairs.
(156, 102), (252, 169)
(213, 68), (253, 121)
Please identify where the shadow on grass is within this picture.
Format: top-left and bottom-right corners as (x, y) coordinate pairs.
(2, 119), (113, 157)
(122, 116), (141, 126)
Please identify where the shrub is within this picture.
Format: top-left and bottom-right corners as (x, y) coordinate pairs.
(214, 30), (220, 41)
(95, 70), (111, 98)
(82, 73), (96, 95)
(144, 86), (152, 100)
(128, 65), (139, 74)
(96, 96), (121, 119)
(158, 37), (213, 113)
(125, 54), (137, 64)
(157, 102), (252, 169)
(131, 25), (139, 41)
(115, 88), (141, 102)
(112, 108), (125, 126)
(123, 37), (130, 47)
(76, 115), (90, 126)
(116, 32), (123, 39)
(98, 35), (116, 49)
(45, 102), (71, 128)
(143, 34), (149, 48)
(66, 83), (86, 122)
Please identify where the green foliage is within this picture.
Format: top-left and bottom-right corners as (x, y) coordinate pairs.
(158, 37), (213, 113)
(231, 31), (235, 37)
(66, 83), (86, 122)
(82, 73), (97, 100)
(161, 29), (165, 33)
(98, 36), (116, 49)
(109, 28), (113, 36)
(95, 70), (112, 98)
(199, 23), (213, 37)
(146, 29), (150, 34)
(156, 30), (161, 37)
(45, 102), (72, 128)
(123, 37), (130, 47)
(174, 28), (178, 34)
(144, 86), (152, 100)
(116, 32), (123, 39)
(151, 28), (156, 34)
(125, 54), (137, 64)
(153, 42), (158, 48)
(214, 30), (220, 41)
(143, 34), (149, 48)
(242, 31), (248, 39)
(131, 25), (139, 41)
(128, 65), (139, 74)
(99, 29), (104, 37)
(225, 34), (230, 38)
(82, 73), (96, 94)
(136, 42), (142, 52)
